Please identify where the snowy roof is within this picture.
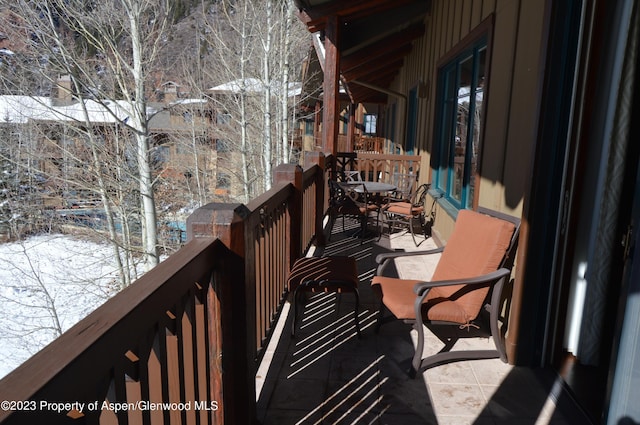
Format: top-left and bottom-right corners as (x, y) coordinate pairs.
(0, 95), (154, 125)
(209, 78), (302, 97)
(169, 98), (208, 106)
(208, 78), (264, 94)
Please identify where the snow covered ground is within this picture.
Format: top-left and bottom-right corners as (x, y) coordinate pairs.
(0, 235), (122, 379)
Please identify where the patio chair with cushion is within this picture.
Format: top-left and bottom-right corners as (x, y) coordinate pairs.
(328, 179), (379, 240)
(378, 183), (430, 246)
(371, 208), (520, 377)
(388, 172), (418, 202)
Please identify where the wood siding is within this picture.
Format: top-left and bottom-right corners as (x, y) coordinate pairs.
(388, 0), (547, 237)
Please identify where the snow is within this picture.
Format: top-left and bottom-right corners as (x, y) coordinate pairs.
(0, 235), (122, 379)
(0, 95), (156, 125)
(208, 78), (301, 97)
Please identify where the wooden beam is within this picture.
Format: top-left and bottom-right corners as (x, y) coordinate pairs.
(348, 86), (388, 104)
(343, 57), (406, 82)
(322, 15), (341, 155)
(298, 0), (422, 32)
(341, 23), (424, 71)
(304, 0), (418, 22)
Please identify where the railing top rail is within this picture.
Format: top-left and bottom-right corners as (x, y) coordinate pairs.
(303, 163), (321, 184)
(246, 181), (292, 214)
(351, 152), (422, 161)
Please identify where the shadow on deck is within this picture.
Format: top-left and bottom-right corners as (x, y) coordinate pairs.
(257, 219), (436, 424)
(256, 218), (590, 425)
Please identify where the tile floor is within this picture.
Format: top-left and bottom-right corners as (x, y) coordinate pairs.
(256, 222), (590, 425)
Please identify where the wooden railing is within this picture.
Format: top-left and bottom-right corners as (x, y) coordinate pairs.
(0, 156), (327, 425)
(335, 152), (422, 183)
(354, 135), (385, 153)
(322, 133), (387, 154)
(0, 151), (416, 424)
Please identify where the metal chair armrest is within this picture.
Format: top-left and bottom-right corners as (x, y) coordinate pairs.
(412, 268), (511, 296)
(411, 268), (512, 371)
(374, 247), (444, 276)
(375, 247), (444, 265)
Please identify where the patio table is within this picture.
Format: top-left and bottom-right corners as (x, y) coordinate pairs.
(340, 181), (397, 194)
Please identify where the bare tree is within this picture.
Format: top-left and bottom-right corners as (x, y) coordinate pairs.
(1, 0), (179, 271)
(201, 0), (309, 200)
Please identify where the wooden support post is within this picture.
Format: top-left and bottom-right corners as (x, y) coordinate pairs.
(323, 15), (341, 156)
(314, 101), (322, 150)
(347, 103), (356, 152)
(186, 203), (249, 256)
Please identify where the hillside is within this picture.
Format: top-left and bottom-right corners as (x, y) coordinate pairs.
(0, 235), (126, 378)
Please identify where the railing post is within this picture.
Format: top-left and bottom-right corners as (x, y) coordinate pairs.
(305, 152), (327, 246)
(274, 164), (303, 268)
(187, 203), (247, 256)
(186, 204), (256, 425)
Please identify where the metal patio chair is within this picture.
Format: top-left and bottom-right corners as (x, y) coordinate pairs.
(328, 179), (379, 241)
(378, 182), (430, 246)
(371, 208), (520, 377)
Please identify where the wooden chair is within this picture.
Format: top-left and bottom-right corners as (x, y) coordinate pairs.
(371, 208), (520, 377)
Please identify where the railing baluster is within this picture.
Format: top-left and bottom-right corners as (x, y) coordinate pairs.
(193, 292), (209, 425)
(146, 332), (165, 424)
(179, 296), (196, 425)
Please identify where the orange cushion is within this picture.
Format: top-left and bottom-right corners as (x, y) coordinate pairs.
(371, 210), (515, 324)
(371, 276), (469, 323)
(385, 202), (424, 216)
(371, 277), (421, 319)
(429, 210), (515, 322)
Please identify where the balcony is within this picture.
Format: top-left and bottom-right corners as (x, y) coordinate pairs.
(0, 153), (582, 424)
(257, 223), (580, 425)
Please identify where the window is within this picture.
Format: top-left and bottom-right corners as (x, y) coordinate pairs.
(434, 38), (487, 210)
(152, 145), (170, 164)
(304, 119), (314, 136)
(363, 114), (377, 135)
(216, 172), (231, 189)
(340, 114), (348, 135)
(217, 113), (231, 125)
(215, 139), (230, 152)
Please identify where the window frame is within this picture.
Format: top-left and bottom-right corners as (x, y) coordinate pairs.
(433, 22), (492, 212)
(363, 114), (377, 135)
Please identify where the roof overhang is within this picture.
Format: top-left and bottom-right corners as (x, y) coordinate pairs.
(295, 0), (430, 103)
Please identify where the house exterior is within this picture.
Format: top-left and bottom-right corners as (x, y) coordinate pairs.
(295, 0), (640, 423)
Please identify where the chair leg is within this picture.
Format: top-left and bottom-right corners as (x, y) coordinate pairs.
(409, 215), (428, 247)
(377, 215), (384, 241)
(327, 214), (336, 241)
(411, 320), (425, 377)
(353, 289), (361, 338)
(291, 287), (302, 337)
(374, 303), (385, 333)
(409, 216), (418, 246)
